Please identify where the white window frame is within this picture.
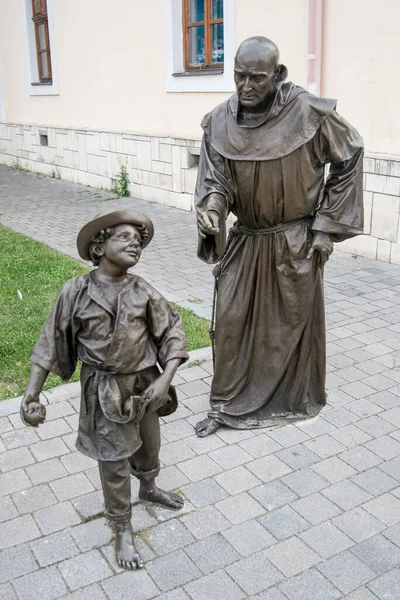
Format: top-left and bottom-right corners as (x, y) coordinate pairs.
(163, 0), (236, 93)
(21, 0), (59, 96)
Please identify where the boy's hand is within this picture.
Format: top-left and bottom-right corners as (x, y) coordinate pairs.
(136, 376), (170, 422)
(20, 395), (46, 427)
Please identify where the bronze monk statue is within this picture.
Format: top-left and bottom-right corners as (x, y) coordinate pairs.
(21, 208), (188, 569)
(195, 36), (364, 437)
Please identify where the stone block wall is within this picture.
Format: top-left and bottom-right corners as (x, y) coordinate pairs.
(1, 122), (400, 264)
(0, 122), (201, 212)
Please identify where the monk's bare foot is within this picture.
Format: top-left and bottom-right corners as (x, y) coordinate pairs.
(139, 482), (184, 509)
(195, 417), (221, 437)
(115, 521), (143, 570)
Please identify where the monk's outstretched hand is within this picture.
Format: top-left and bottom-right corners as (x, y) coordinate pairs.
(197, 210), (220, 239)
(307, 232), (333, 267)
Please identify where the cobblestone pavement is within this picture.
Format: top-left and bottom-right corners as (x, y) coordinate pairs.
(1, 165), (400, 599)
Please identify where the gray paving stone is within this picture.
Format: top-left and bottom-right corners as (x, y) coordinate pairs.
(44, 400), (76, 421)
(30, 438), (70, 461)
(25, 458), (68, 484)
(366, 435), (400, 460)
(181, 478), (227, 508)
(333, 507), (386, 542)
(238, 433), (282, 458)
(208, 445), (252, 470)
(312, 456), (358, 483)
(215, 491), (264, 525)
(344, 587), (381, 600)
(131, 504), (158, 533)
(265, 537), (320, 577)
(59, 584), (107, 600)
(221, 519), (276, 557)
(355, 416), (397, 437)
(258, 505), (310, 540)
(246, 455), (292, 482)
(303, 434), (347, 459)
(184, 432), (225, 455)
(300, 521), (354, 558)
(153, 590), (190, 600)
(0, 447), (35, 472)
(383, 522), (400, 547)
(11, 566), (67, 600)
(215, 428), (255, 444)
(70, 517), (112, 552)
(0, 515), (41, 549)
(215, 466), (261, 495)
(249, 479), (299, 510)
(330, 424), (372, 448)
(144, 519), (195, 555)
(177, 454), (222, 482)
(161, 420), (194, 443)
(295, 416), (336, 437)
(347, 398), (383, 418)
(60, 451), (96, 474)
(101, 569), (160, 600)
(363, 493), (400, 526)
(292, 492), (342, 525)
(340, 446), (383, 471)
(0, 497), (18, 523)
(59, 549), (113, 591)
(0, 419), (13, 435)
(268, 424), (310, 447)
(72, 490), (104, 519)
(1, 428), (40, 450)
(156, 465), (190, 491)
(30, 530), (79, 566)
(12, 484), (57, 514)
(177, 380), (210, 397)
(50, 472), (95, 501)
(275, 444), (320, 470)
(281, 467), (329, 497)
(0, 583), (16, 599)
(322, 479), (373, 510)
(37, 418), (72, 440)
(0, 545), (38, 584)
(184, 533), (240, 574)
(367, 567), (400, 599)
(159, 440), (196, 466)
(326, 388), (357, 408)
(181, 506), (230, 540)
(225, 551), (283, 596)
(250, 589), (287, 600)
(350, 534), (400, 574)
(322, 407), (359, 428)
(278, 568), (342, 600)
(34, 501), (81, 535)
(184, 570), (245, 600)
(317, 550), (376, 594)
(379, 456), (400, 482)
(146, 550), (201, 592)
(0, 470), (31, 497)
(352, 467), (399, 496)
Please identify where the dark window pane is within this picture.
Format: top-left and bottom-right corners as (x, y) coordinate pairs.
(212, 22), (224, 62)
(40, 52), (49, 78)
(38, 23), (47, 51)
(212, 0), (223, 20)
(188, 25), (205, 64)
(188, 0), (204, 23)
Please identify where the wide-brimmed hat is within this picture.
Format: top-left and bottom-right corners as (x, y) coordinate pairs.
(77, 208), (154, 260)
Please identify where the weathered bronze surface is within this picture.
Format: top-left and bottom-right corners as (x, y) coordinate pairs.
(195, 37), (364, 437)
(21, 208), (188, 569)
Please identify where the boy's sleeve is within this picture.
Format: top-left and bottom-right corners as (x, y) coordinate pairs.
(146, 288), (189, 369)
(30, 280), (78, 381)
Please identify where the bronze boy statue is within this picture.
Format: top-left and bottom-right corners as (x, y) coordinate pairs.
(20, 208), (189, 570)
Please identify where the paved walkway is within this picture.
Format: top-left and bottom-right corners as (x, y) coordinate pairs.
(1, 165), (400, 599)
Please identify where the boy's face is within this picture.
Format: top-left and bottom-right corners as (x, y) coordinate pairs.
(102, 223), (142, 269)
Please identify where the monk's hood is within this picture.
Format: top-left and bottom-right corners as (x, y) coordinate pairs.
(201, 81), (337, 161)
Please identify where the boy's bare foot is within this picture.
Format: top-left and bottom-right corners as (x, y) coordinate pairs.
(195, 417), (221, 437)
(139, 482), (184, 509)
(115, 520), (143, 570)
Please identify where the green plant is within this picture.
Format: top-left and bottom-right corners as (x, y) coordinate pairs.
(49, 166), (61, 179)
(114, 158), (131, 198)
(188, 297), (203, 304)
(11, 157), (29, 173)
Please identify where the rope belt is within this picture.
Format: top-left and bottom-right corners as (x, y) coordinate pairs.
(208, 217), (310, 368)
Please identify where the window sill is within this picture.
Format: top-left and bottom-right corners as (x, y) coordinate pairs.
(173, 69), (224, 77)
(31, 81), (53, 86)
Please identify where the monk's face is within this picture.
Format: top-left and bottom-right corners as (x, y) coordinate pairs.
(102, 223), (142, 269)
(234, 44), (278, 109)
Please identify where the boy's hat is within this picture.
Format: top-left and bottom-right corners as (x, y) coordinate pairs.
(77, 208), (154, 260)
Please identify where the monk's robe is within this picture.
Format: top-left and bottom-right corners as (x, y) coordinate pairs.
(196, 82), (363, 428)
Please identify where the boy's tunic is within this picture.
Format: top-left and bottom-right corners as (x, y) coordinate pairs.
(196, 82), (364, 429)
(31, 272), (188, 460)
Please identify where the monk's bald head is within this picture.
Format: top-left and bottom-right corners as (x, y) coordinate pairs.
(235, 37), (280, 68)
(234, 37), (281, 110)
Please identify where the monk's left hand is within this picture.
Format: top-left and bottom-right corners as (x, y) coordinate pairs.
(137, 376), (170, 420)
(307, 232), (333, 267)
